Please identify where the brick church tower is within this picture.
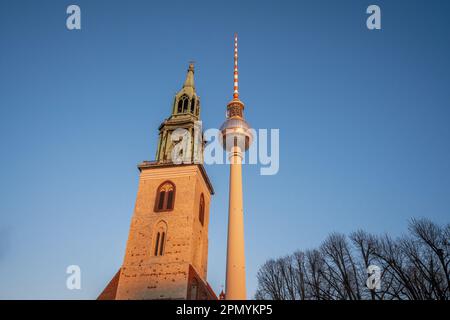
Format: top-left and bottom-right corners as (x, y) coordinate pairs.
(98, 63), (217, 300)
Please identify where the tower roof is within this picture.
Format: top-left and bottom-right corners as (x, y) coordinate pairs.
(175, 62), (197, 99)
(183, 62), (195, 89)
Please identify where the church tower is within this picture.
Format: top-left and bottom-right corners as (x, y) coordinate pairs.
(98, 64), (217, 300)
(155, 63), (203, 164)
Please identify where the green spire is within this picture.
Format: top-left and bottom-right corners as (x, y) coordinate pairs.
(183, 62), (195, 89)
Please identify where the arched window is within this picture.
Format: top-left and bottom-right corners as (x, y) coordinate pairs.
(177, 95), (189, 114)
(154, 232), (160, 256)
(155, 181), (175, 212)
(199, 194), (205, 226)
(159, 232), (166, 255)
(153, 221), (167, 256)
(190, 98), (196, 113)
(183, 97), (189, 113)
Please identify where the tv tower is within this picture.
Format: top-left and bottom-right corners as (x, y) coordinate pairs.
(220, 34), (253, 300)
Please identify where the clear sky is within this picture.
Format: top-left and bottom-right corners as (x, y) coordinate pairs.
(0, 0), (449, 299)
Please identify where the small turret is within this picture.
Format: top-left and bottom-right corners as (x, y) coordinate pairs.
(155, 63), (203, 164)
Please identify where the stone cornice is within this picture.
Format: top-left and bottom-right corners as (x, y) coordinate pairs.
(137, 161), (214, 195)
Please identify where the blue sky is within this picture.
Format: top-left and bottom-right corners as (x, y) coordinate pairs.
(0, 0), (449, 299)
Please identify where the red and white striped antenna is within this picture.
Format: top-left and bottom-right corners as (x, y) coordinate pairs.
(233, 33), (239, 100)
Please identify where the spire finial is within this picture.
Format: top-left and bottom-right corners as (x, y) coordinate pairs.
(233, 33), (239, 100)
(188, 60), (195, 72)
(183, 61), (195, 88)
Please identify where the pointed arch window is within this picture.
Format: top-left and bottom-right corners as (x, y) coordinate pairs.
(199, 193), (205, 226)
(190, 98), (196, 113)
(155, 181), (175, 212)
(177, 95), (189, 114)
(154, 232), (160, 256)
(153, 221), (167, 256)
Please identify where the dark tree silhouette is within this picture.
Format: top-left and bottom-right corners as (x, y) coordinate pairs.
(255, 218), (449, 300)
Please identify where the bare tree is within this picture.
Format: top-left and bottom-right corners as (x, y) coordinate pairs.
(255, 259), (285, 300)
(319, 233), (361, 300)
(350, 230), (380, 300)
(255, 218), (449, 300)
